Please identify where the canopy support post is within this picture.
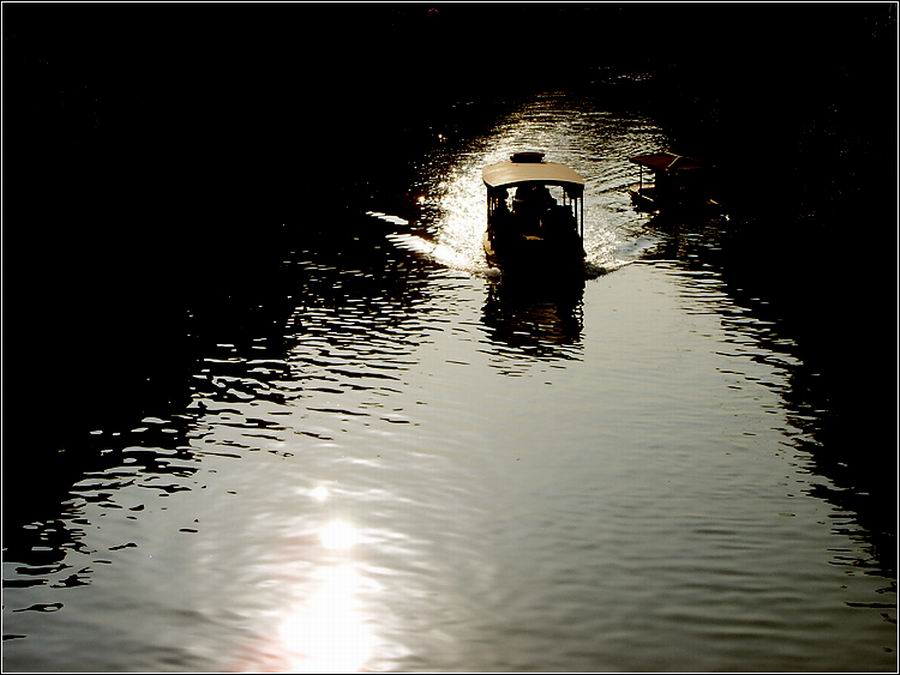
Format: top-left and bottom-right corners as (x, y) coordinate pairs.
(580, 196), (584, 240)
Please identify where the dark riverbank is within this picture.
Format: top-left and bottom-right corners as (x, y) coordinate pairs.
(3, 3), (896, 538)
(642, 3), (898, 555)
(1, 3), (595, 463)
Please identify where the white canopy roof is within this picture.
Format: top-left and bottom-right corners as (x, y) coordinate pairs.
(482, 160), (585, 190)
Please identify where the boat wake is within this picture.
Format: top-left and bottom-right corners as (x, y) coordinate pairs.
(367, 209), (630, 281)
(364, 211), (411, 228)
(367, 210), (501, 278)
(585, 258), (632, 278)
(386, 232), (501, 279)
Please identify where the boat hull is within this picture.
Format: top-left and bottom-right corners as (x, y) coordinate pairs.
(628, 182), (721, 215)
(627, 184), (658, 212)
(484, 230), (585, 277)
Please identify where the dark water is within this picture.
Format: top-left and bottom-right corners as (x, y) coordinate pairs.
(3, 92), (895, 671)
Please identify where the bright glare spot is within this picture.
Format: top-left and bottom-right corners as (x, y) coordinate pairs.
(277, 564), (376, 672)
(311, 485), (329, 502)
(319, 520), (359, 551)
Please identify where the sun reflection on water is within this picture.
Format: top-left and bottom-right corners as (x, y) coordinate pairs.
(276, 563), (377, 673)
(310, 485), (330, 502)
(234, 517), (383, 673)
(318, 519), (361, 551)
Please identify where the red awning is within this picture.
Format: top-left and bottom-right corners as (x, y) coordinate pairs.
(629, 152), (705, 173)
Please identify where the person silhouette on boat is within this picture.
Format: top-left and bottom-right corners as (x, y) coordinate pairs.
(515, 184), (557, 234)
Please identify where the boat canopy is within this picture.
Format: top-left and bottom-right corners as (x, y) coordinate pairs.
(629, 152), (705, 173)
(483, 158), (585, 192)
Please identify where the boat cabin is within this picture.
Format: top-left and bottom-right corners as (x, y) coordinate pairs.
(628, 151), (717, 213)
(482, 152), (586, 269)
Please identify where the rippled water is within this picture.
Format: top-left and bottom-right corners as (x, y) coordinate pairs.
(3, 93), (895, 672)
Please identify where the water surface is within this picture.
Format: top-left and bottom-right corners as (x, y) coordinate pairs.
(3, 92), (895, 672)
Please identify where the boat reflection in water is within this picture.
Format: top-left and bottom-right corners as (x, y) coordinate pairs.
(481, 272), (585, 367)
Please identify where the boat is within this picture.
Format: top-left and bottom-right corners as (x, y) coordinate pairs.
(627, 151), (721, 214)
(482, 152), (586, 272)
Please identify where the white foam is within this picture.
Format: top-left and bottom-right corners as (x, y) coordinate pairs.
(386, 232), (495, 277)
(584, 258), (632, 279)
(365, 211), (410, 227)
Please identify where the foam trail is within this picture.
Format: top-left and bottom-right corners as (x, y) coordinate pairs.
(385, 232), (500, 278)
(365, 211), (411, 227)
(585, 258), (633, 279)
